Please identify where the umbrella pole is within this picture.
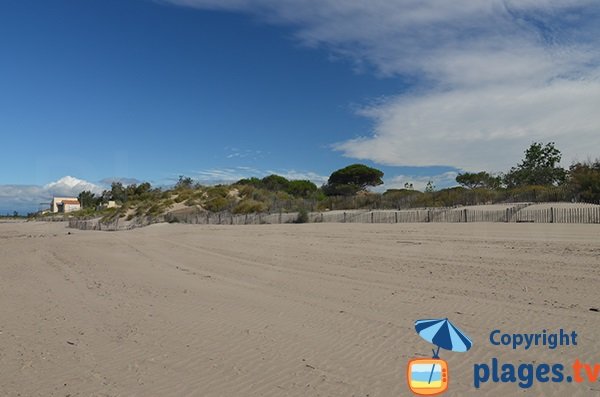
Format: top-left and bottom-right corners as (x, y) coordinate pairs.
(427, 346), (441, 384)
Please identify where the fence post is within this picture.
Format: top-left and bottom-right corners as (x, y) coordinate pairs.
(568, 208), (572, 223)
(464, 209), (468, 223)
(343, 212), (346, 223)
(371, 212), (374, 223)
(550, 207), (554, 223)
(427, 210), (431, 223)
(395, 211), (398, 223)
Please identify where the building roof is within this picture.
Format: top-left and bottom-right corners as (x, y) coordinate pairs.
(61, 199), (80, 205)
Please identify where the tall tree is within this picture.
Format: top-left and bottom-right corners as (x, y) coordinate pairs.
(569, 160), (600, 202)
(78, 190), (98, 209)
(175, 175), (194, 190)
(324, 164), (384, 196)
(286, 180), (317, 197)
(504, 142), (567, 187)
(110, 182), (128, 203)
(456, 171), (501, 189)
(261, 174), (290, 191)
(235, 177), (262, 188)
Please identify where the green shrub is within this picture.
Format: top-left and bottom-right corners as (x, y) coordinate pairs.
(174, 191), (192, 203)
(232, 199), (268, 214)
(295, 208), (309, 223)
(206, 186), (229, 197)
(286, 180), (318, 197)
(146, 203), (166, 216)
(237, 185), (256, 197)
(204, 196), (230, 212)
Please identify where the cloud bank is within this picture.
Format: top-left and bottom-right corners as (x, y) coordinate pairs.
(0, 176), (103, 214)
(382, 171), (459, 192)
(191, 167), (328, 185)
(165, 0), (600, 171)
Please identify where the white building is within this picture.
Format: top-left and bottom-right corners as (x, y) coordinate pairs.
(97, 200), (118, 210)
(50, 197), (81, 213)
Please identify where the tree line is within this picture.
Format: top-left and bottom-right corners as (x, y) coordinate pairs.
(73, 141), (599, 216)
(454, 142), (599, 202)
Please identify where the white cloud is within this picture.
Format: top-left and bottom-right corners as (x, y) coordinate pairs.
(191, 167), (328, 185)
(99, 177), (142, 186)
(224, 147), (264, 160)
(44, 176), (104, 196)
(335, 80), (600, 171)
(0, 176), (103, 213)
(382, 171), (459, 192)
(192, 167), (261, 182)
(165, 0), (600, 171)
(265, 170), (329, 185)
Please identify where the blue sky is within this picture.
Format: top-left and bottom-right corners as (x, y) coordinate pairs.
(1, 0), (599, 213)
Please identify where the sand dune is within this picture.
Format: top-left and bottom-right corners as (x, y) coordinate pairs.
(1, 221), (599, 396)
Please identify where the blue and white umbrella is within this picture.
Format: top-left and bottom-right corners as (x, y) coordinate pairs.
(415, 318), (472, 355)
(415, 318), (472, 384)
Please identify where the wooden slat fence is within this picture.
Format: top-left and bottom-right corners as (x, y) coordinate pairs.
(69, 205), (600, 231)
(163, 207), (600, 225)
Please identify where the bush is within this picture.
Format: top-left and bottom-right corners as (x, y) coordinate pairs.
(506, 185), (568, 202)
(295, 208), (309, 223)
(205, 186), (229, 198)
(204, 196), (230, 212)
(174, 192), (190, 203)
(147, 203), (165, 216)
(569, 160), (600, 202)
(287, 180), (318, 197)
(261, 175), (291, 191)
(232, 199), (268, 214)
(382, 189), (423, 208)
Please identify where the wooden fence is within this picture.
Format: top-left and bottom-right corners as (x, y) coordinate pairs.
(513, 207), (600, 224)
(309, 207), (600, 224)
(68, 205), (600, 231)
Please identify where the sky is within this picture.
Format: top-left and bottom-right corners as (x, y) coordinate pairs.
(1, 0), (599, 213)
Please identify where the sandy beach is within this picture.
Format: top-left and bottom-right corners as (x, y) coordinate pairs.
(1, 221), (599, 396)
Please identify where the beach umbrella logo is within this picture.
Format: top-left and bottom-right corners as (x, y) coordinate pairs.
(407, 318), (473, 396)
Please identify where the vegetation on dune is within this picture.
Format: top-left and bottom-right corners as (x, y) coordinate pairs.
(237, 175), (318, 198)
(455, 172), (501, 190)
(295, 207), (309, 223)
(0, 211), (25, 218)
(31, 142), (600, 221)
(569, 160), (600, 202)
(322, 163), (384, 196)
(503, 142), (567, 188)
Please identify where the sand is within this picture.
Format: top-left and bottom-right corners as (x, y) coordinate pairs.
(1, 221), (599, 396)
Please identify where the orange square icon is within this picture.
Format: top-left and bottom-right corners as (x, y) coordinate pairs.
(407, 358), (449, 396)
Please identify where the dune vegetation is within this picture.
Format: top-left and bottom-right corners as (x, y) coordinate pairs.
(35, 142), (599, 223)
